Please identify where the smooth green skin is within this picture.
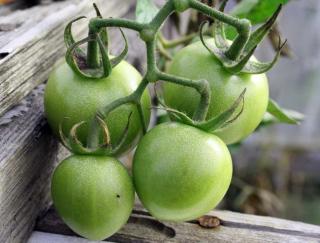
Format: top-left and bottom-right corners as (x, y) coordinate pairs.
(133, 122), (232, 222)
(44, 61), (151, 155)
(51, 155), (134, 240)
(163, 39), (269, 144)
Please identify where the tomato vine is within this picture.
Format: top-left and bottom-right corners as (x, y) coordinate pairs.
(62, 0), (295, 154)
(46, 1), (305, 239)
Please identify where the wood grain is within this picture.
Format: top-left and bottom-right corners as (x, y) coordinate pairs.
(35, 204), (320, 243)
(0, 84), (59, 243)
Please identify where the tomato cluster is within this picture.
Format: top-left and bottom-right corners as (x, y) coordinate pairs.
(43, 1), (289, 241)
(45, 40), (268, 240)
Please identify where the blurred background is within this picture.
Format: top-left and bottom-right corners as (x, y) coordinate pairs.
(225, 0), (320, 225)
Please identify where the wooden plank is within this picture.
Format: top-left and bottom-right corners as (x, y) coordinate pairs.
(35, 204), (320, 243)
(0, 84), (60, 243)
(28, 231), (113, 243)
(0, 0), (131, 116)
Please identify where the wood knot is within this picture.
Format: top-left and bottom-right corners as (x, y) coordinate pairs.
(198, 215), (221, 229)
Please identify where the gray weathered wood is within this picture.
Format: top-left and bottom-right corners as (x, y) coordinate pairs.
(0, 84), (60, 243)
(0, 0), (131, 116)
(28, 231), (113, 243)
(34, 204), (320, 243)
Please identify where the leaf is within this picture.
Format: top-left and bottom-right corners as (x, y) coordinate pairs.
(231, 0), (289, 24)
(230, 0), (259, 18)
(226, 0), (289, 39)
(267, 99), (303, 125)
(135, 0), (159, 23)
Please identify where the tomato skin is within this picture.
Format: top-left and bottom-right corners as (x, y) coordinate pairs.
(44, 61), (151, 155)
(163, 39), (269, 144)
(51, 155), (134, 240)
(133, 122), (232, 221)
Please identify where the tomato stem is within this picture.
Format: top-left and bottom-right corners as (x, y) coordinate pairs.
(86, 30), (100, 69)
(188, 0), (251, 61)
(156, 71), (210, 121)
(68, 0), (276, 148)
(89, 18), (145, 32)
(87, 78), (150, 148)
(158, 32), (197, 49)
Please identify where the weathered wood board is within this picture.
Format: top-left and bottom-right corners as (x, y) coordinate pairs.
(34, 204), (320, 242)
(0, 84), (60, 243)
(0, 0), (131, 116)
(28, 231), (113, 243)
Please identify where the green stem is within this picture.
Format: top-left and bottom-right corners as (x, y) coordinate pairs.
(189, 0), (243, 28)
(86, 0), (250, 145)
(157, 41), (173, 60)
(89, 18), (145, 32)
(188, 0), (251, 60)
(150, 0), (175, 30)
(87, 78), (150, 147)
(159, 32), (197, 49)
(87, 117), (100, 148)
(225, 20), (250, 60)
(156, 71), (210, 121)
(86, 30), (100, 69)
(136, 103), (148, 133)
(146, 41), (157, 73)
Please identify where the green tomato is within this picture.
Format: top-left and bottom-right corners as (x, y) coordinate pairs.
(133, 122), (232, 222)
(51, 155), (134, 240)
(44, 60), (151, 155)
(163, 39), (269, 144)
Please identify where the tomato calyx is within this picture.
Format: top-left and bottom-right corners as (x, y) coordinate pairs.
(200, 2), (286, 75)
(155, 87), (246, 133)
(64, 4), (128, 79)
(59, 113), (133, 156)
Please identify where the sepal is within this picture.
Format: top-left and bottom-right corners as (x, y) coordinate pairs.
(200, 4), (283, 74)
(243, 5), (282, 56)
(213, 0), (229, 51)
(155, 86), (246, 132)
(64, 16), (87, 59)
(58, 113), (132, 156)
(198, 89), (246, 131)
(110, 28), (129, 67)
(93, 3), (109, 47)
(241, 39), (286, 74)
(64, 4), (128, 79)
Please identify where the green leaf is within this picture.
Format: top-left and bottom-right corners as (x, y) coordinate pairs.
(231, 0), (289, 24)
(226, 0), (289, 39)
(135, 0), (159, 23)
(267, 99), (303, 125)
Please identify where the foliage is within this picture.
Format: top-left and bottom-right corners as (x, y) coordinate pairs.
(231, 0), (289, 24)
(136, 0), (159, 23)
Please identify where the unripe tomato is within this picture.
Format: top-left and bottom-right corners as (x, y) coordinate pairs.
(44, 60), (151, 155)
(51, 155), (134, 240)
(133, 122), (232, 221)
(163, 40), (269, 144)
